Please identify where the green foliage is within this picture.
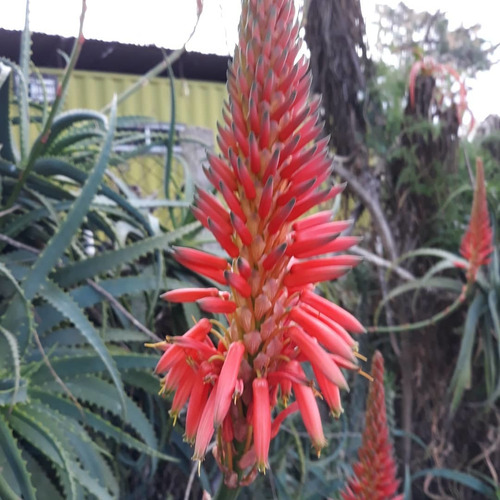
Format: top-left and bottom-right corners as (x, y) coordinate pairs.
(0, 8), (205, 497)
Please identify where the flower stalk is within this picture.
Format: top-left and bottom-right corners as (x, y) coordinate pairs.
(341, 351), (402, 500)
(151, 0), (365, 488)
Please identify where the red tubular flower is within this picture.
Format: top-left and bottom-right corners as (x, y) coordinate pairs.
(459, 158), (493, 283)
(151, 0), (366, 487)
(341, 351), (402, 500)
(253, 378), (271, 472)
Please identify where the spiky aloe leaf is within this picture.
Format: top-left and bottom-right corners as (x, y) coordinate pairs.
(411, 468), (497, 499)
(42, 327), (149, 349)
(8, 407), (77, 499)
(18, 0), (31, 161)
(0, 64), (17, 163)
(0, 411), (37, 500)
(27, 400), (117, 499)
(22, 97), (117, 301)
(47, 128), (105, 156)
(0, 262), (34, 357)
(450, 292), (485, 411)
(0, 325), (21, 406)
(23, 449), (63, 500)
(33, 352), (157, 383)
(37, 278), (127, 415)
(34, 273), (170, 335)
(31, 390), (175, 462)
(32, 158), (156, 235)
(52, 223), (200, 288)
(39, 109), (107, 153)
(374, 277), (463, 326)
(40, 375), (160, 470)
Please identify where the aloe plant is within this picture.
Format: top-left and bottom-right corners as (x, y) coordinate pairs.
(0, 2), (206, 497)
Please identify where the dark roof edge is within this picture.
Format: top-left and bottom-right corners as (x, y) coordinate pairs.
(0, 28), (230, 83)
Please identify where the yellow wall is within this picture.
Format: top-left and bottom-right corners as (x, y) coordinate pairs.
(42, 67), (227, 136)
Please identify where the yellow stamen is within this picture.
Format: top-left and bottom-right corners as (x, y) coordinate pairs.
(210, 319), (229, 336)
(208, 353), (226, 363)
(354, 351), (367, 362)
(358, 369), (374, 382)
(210, 327), (227, 343)
(144, 341), (167, 348)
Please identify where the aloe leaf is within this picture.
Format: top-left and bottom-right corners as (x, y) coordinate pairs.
(33, 158), (156, 235)
(33, 351), (157, 383)
(22, 98), (117, 301)
(0, 411), (37, 500)
(41, 376), (160, 469)
(0, 65), (17, 163)
(0, 262), (34, 356)
(48, 128), (105, 156)
(450, 293), (485, 412)
(374, 276), (463, 325)
(0, 325), (21, 404)
(412, 468), (496, 498)
(8, 407), (76, 498)
(18, 0), (31, 162)
(41, 109), (107, 152)
(488, 289), (500, 341)
(393, 247), (468, 270)
(53, 222), (199, 288)
(31, 390), (175, 462)
(38, 278), (126, 415)
(22, 449), (63, 500)
(42, 327), (149, 349)
(30, 399), (117, 498)
(35, 272), (169, 335)
(122, 370), (163, 395)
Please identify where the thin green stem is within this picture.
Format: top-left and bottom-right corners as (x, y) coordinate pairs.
(368, 287), (468, 333)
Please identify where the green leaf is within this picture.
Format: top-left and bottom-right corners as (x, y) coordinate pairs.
(18, 0), (31, 162)
(44, 375), (160, 470)
(450, 293), (485, 412)
(22, 97), (118, 301)
(52, 222), (200, 288)
(0, 327), (21, 406)
(31, 390), (175, 463)
(33, 352), (157, 383)
(0, 262), (34, 356)
(0, 378), (28, 406)
(41, 109), (107, 152)
(375, 277), (463, 325)
(32, 158), (156, 236)
(393, 247), (468, 270)
(412, 468), (496, 498)
(23, 449), (63, 500)
(8, 407), (77, 498)
(0, 411), (37, 500)
(37, 279), (126, 416)
(0, 67), (17, 163)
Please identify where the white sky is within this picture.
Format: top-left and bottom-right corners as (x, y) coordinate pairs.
(1, 0), (498, 122)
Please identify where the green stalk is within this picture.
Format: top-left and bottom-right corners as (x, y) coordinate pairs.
(213, 482), (242, 500)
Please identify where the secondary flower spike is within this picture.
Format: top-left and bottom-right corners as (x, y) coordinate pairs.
(151, 0), (365, 487)
(341, 351), (402, 500)
(459, 157), (493, 283)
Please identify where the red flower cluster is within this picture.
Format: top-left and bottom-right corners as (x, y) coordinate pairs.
(342, 351), (402, 500)
(152, 0), (365, 486)
(459, 158), (493, 282)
